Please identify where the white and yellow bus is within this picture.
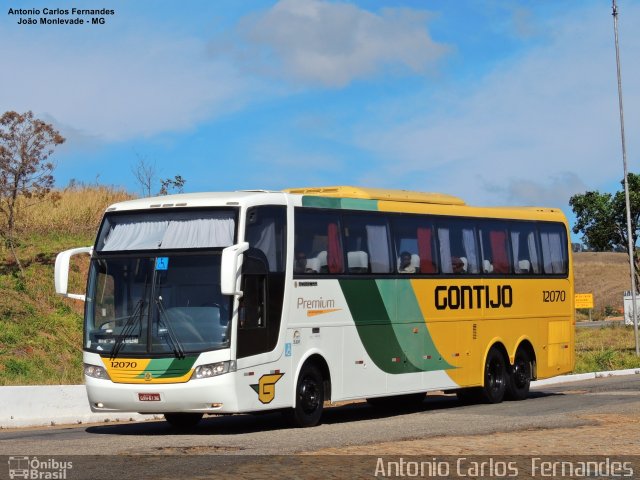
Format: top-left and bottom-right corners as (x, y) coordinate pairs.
(55, 186), (574, 428)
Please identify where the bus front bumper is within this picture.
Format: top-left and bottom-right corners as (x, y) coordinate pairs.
(85, 373), (239, 414)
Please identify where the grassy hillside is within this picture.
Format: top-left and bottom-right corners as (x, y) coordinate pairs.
(0, 186), (132, 385)
(573, 251), (629, 319)
(575, 324), (640, 372)
(0, 190), (638, 385)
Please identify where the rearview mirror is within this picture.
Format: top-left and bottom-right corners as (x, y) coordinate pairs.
(54, 246), (93, 301)
(220, 242), (249, 296)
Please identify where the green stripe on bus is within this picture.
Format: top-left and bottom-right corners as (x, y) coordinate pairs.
(339, 279), (420, 374)
(301, 196), (378, 211)
(340, 198), (378, 211)
(376, 279), (453, 371)
(136, 356), (197, 379)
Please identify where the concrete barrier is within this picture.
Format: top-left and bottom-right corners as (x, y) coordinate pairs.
(531, 367), (640, 387)
(0, 385), (159, 429)
(1, 368), (639, 429)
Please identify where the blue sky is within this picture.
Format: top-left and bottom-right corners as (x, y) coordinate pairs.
(2, 0), (639, 238)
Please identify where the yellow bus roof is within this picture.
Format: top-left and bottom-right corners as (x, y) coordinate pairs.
(285, 186), (466, 206)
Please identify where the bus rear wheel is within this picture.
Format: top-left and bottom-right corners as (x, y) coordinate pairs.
(287, 363), (324, 428)
(481, 347), (507, 404)
(506, 349), (532, 401)
(164, 413), (203, 430)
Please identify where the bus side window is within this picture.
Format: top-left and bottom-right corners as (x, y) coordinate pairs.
(510, 222), (541, 274)
(342, 214), (392, 274)
(391, 216), (437, 274)
(438, 221), (479, 274)
(245, 206), (286, 273)
(540, 224), (568, 274)
(294, 210), (344, 275)
(479, 221), (511, 274)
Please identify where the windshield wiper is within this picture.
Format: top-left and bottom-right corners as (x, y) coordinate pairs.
(110, 299), (144, 360)
(155, 295), (185, 359)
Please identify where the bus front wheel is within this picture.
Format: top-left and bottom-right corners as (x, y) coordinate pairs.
(287, 363), (324, 428)
(481, 347), (507, 404)
(164, 412), (203, 430)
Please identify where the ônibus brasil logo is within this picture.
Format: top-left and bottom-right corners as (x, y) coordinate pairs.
(8, 456), (73, 479)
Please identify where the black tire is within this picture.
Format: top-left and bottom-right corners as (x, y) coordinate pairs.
(287, 363), (324, 428)
(506, 349), (532, 401)
(480, 347), (507, 404)
(164, 413), (203, 430)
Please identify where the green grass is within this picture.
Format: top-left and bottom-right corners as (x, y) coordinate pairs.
(574, 324), (640, 373)
(0, 186), (131, 385)
(0, 233), (91, 385)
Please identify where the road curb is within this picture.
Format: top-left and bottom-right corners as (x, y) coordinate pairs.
(531, 367), (640, 387)
(0, 385), (161, 429)
(1, 369), (639, 429)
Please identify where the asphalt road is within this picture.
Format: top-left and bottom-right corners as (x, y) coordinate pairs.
(1, 375), (638, 479)
(576, 320), (626, 328)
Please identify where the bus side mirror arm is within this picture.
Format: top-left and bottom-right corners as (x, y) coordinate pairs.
(55, 246), (93, 301)
(221, 242), (250, 296)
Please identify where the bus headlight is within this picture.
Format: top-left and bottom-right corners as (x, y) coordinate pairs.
(192, 361), (236, 379)
(84, 363), (111, 380)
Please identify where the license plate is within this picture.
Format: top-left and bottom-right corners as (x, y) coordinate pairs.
(138, 393), (161, 401)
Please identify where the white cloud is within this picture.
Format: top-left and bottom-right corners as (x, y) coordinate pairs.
(492, 172), (588, 208)
(353, 4), (640, 207)
(0, 28), (251, 142)
(224, 0), (448, 87)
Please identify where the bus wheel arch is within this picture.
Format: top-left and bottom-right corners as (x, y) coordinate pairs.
(506, 341), (536, 401)
(457, 342), (509, 404)
(287, 354), (331, 427)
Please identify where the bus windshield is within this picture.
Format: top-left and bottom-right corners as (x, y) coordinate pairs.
(85, 208), (237, 356)
(85, 253), (231, 355)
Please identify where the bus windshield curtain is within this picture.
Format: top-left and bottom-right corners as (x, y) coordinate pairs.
(102, 217), (235, 251)
(417, 227), (435, 273)
(102, 221), (168, 251)
(490, 231), (509, 273)
(327, 222), (344, 273)
(161, 218), (234, 249)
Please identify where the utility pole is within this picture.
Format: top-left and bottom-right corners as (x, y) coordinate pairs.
(612, 0), (640, 356)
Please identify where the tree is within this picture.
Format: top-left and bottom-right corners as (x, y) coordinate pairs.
(132, 154), (186, 197)
(0, 111), (65, 273)
(159, 175), (186, 195)
(569, 173), (640, 286)
(131, 154), (156, 197)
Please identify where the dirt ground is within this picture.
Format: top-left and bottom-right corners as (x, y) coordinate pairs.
(306, 413), (640, 455)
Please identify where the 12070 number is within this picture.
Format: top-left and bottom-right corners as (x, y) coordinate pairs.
(110, 361), (137, 369)
(543, 290), (566, 302)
